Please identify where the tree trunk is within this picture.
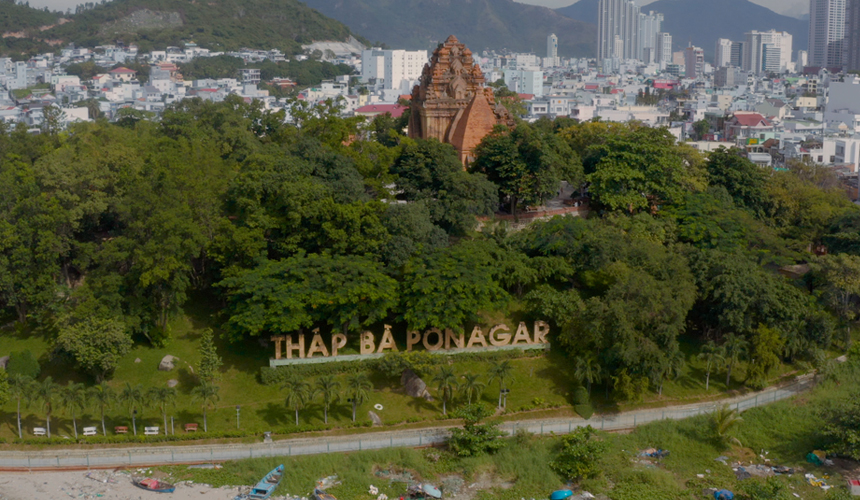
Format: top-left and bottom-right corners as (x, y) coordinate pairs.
(16, 400), (21, 439)
(295, 408), (299, 426)
(203, 408), (208, 432)
(497, 390), (503, 409)
(132, 414), (137, 436)
(72, 411), (78, 439)
(163, 411), (168, 435)
(324, 406), (328, 424)
(705, 369), (710, 391)
(47, 413), (51, 438)
(442, 398), (446, 415)
(586, 379), (591, 395)
(352, 402), (356, 422)
(101, 412), (106, 436)
(726, 361), (733, 387)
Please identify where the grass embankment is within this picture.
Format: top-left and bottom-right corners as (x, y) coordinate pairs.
(0, 295), (841, 442)
(165, 361), (860, 500)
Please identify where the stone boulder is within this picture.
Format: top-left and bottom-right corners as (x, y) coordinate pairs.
(167, 379), (178, 388)
(401, 369), (433, 401)
(368, 411), (383, 426)
(0, 356), (8, 370)
(158, 355), (178, 371)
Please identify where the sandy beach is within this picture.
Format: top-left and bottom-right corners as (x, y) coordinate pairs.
(0, 470), (244, 500)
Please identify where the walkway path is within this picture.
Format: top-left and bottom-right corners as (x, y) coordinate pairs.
(0, 376), (814, 470)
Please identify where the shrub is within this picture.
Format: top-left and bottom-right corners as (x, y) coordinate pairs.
(377, 351), (438, 378)
(575, 404), (594, 420)
(573, 386), (589, 405)
(448, 404), (506, 457)
(549, 425), (607, 481)
(7, 350), (40, 379)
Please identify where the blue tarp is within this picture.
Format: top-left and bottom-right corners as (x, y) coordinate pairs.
(715, 489), (734, 500)
(550, 490), (573, 500)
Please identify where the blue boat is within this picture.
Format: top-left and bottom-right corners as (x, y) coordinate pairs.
(234, 465), (284, 500)
(550, 490), (573, 500)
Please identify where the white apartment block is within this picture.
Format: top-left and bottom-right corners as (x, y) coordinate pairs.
(639, 11), (663, 63)
(744, 31), (792, 73)
(809, 0), (846, 68)
(825, 76), (860, 132)
(504, 69), (544, 97)
(361, 49), (428, 92)
(598, 0), (640, 60)
(715, 38), (732, 67)
(685, 46), (705, 79)
(655, 32), (673, 65)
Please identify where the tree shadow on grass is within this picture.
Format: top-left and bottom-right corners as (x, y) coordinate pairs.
(255, 402), (287, 427)
(406, 395), (438, 415)
(176, 367), (198, 396)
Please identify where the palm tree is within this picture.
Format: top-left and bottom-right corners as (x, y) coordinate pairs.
(487, 360), (514, 409)
(88, 382), (115, 436)
(697, 341), (725, 391)
(460, 373), (485, 405)
(653, 350), (684, 396)
(8, 374), (33, 439)
(35, 377), (59, 438)
(191, 380), (220, 432)
(147, 387), (176, 435)
(315, 376), (341, 424)
(346, 373), (372, 422)
(573, 354), (602, 395)
(712, 404), (743, 447)
(282, 377), (313, 426)
(433, 366), (458, 415)
(118, 383), (144, 435)
(723, 334), (748, 388)
(59, 382), (88, 439)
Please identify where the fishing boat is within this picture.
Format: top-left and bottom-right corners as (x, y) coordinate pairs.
(312, 488), (338, 500)
(549, 490), (573, 500)
(132, 477), (176, 493)
(233, 465), (285, 500)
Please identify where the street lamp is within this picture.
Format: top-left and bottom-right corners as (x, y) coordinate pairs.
(236, 405), (241, 429)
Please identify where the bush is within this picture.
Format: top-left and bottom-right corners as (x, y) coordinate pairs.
(376, 351), (439, 378)
(573, 386), (589, 405)
(549, 425), (607, 481)
(575, 404), (594, 420)
(7, 350), (40, 379)
(448, 404), (506, 457)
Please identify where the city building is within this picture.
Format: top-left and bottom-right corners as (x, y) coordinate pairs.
(797, 49), (809, 68)
(846, 0), (860, 71)
(655, 32), (673, 64)
(744, 30), (793, 73)
(240, 68), (260, 85)
(715, 39), (733, 67)
(685, 45), (705, 78)
(547, 33), (558, 60)
(361, 49), (428, 92)
(504, 69), (544, 96)
(597, 0), (641, 60)
(639, 11), (663, 63)
(824, 76), (860, 132)
(731, 41), (745, 67)
(808, 0), (847, 68)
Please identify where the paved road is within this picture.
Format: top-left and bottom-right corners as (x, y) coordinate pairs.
(0, 376), (813, 470)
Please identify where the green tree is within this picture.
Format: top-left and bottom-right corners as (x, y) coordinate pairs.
(819, 391), (860, 460)
(6, 350), (40, 379)
(147, 387), (176, 435)
(315, 375), (341, 424)
(747, 324), (785, 388)
(191, 380), (220, 433)
(8, 373), (32, 439)
(697, 341), (725, 391)
(282, 376), (313, 426)
(549, 426), (608, 481)
(487, 360), (514, 409)
(460, 373), (485, 405)
(705, 147), (769, 215)
(59, 382), (88, 439)
(55, 317), (132, 380)
(346, 373), (372, 422)
(432, 366), (459, 415)
(35, 377), (59, 438)
(448, 403), (506, 457)
(118, 383), (145, 435)
(723, 333), (748, 388)
(712, 404), (743, 447)
(692, 119), (710, 140)
(88, 381), (114, 436)
(573, 354), (602, 395)
(197, 328), (222, 383)
(811, 253), (860, 349)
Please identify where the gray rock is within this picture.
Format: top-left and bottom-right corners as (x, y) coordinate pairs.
(401, 369), (434, 401)
(158, 355), (178, 371)
(0, 355), (8, 369)
(167, 379), (178, 388)
(368, 411), (382, 426)
(134, 358), (141, 363)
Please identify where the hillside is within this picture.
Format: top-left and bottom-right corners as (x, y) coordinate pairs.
(299, 0), (596, 57)
(557, 0), (808, 60)
(0, 1), (63, 55)
(5, 0), (364, 55)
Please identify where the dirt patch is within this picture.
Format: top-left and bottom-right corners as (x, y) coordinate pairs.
(99, 9), (182, 35)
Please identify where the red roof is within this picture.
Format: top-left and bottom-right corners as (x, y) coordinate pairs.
(731, 113), (771, 127)
(610, 89), (623, 94)
(584, 84), (599, 90)
(517, 93), (535, 101)
(399, 94), (412, 101)
(354, 104), (407, 118)
(110, 67), (136, 74)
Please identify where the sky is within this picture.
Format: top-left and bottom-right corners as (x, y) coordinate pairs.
(517, 0), (809, 18)
(25, 0), (810, 18)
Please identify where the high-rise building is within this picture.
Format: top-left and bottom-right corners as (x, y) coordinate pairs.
(808, 0), (847, 68)
(361, 49), (428, 91)
(639, 11), (663, 62)
(715, 38), (733, 67)
(731, 41), (745, 67)
(547, 33), (558, 60)
(655, 32), (673, 64)
(685, 45), (705, 78)
(744, 30), (792, 73)
(597, 0), (641, 60)
(846, 0), (860, 70)
(797, 49), (809, 68)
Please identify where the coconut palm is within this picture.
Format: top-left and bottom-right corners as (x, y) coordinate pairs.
(88, 381), (115, 436)
(118, 383), (145, 435)
(487, 360), (514, 408)
(282, 377), (313, 426)
(147, 387), (176, 435)
(59, 382), (88, 439)
(573, 354), (602, 395)
(34, 377), (59, 438)
(712, 404), (743, 447)
(723, 333), (748, 388)
(433, 366), (459, 415)
(8, 374), (33, 439)
(698, 341), (725, 391)
(460, 373), (485, 405)
(191, 380), (220, 432)
(346, 373), (372, 422)
(315, 376), (341, 424)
